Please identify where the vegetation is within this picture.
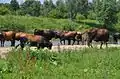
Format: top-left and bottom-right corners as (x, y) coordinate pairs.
(0, 0), (120, 78)
(0, 15), (101, 32)
(0, 0), (120, 31)
(0, 48), (119, 79)
(92, 0), (118, 29)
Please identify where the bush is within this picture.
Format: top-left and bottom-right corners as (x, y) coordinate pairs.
(48, 9), (67, 19)
(0, 6), (10, 15)
(75, 14), (86, 22)
(87, 11), (96, 20)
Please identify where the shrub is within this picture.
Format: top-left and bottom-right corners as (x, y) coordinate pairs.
(76, 14), (86, 22)
(0, 6), (10, 15)
(87, 11), (96, 20)
(0, 22), (26, 31)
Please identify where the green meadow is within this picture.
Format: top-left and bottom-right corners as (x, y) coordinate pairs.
(0, 47), (120, 79)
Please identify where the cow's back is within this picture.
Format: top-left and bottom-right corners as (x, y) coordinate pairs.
(3, 31), (15, 40)
(95, 29), (109, 42)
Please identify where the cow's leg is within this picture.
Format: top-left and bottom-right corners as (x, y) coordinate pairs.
(68, 39), (71, 45)
(37, 43), (44, 49)
(1, 41), (3, 47)
(37, 43), (40, 49)
(60, 38), (63, 45)
(20, 42), (25, 50)
(89, 42), (93, 48)
(81, 39), (84, 45)
(87, 41), (90, 47)
(1, 40), (2, 47)
(113, 36), (118, 44)
(47, 42), (52, 49)
(20, 39), (25, 50)
(87, 39), (93, 48)
(63, 39), (65, 45)
(72, 39), (76, 45)
(11, 40), (15, 46)
(30, 42), (37, 46)
(115, 38), (118, 44)
(15, 44), (20, 49)
(100, 41), (103, 49)
(60, 40), (62, 45)
(105, 41), (108, 48)
(2, 40), (5, 47)
(77, 40), (79, 45)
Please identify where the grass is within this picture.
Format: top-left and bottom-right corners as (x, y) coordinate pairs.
(0, 15), (119, 33)
(0, 15), (101, 32)
(0, 47), (120, 79)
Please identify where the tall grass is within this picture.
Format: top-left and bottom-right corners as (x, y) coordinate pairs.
(0, 47), (120, 79)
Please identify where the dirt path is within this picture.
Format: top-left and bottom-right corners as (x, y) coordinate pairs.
(0, 44), (120, 59)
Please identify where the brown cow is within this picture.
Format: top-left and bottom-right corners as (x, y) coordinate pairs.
(15, 32), (29, 41)
(55, 31), (77, 45)
(16, 33), (52, 50)
(83, 28), (109, 48)
(0, 31), (16, 47)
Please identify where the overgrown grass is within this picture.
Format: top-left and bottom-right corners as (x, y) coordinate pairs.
(0, 15), (101, 32)
(0, 47), (120, 79)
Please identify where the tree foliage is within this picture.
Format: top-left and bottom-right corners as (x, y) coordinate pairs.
(0, 6), (10, 15)
(21, 0), (41, 16)
(65, 0), (89, 20)
(0, 0), (119, 31)
(10, 0), (19, 11)
(93, 0), (118, 28)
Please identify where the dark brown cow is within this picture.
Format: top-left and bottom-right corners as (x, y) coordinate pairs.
(34, 29), (57, 41)
(0, 33), (5, 47)
(84, 28), (109, 48)
(113, 32), (120, 44)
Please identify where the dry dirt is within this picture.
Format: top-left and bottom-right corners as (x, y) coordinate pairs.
(0, 44), (120, 59)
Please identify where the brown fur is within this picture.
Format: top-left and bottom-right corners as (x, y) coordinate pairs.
(84, 28), (109, 48)
(56, 31), (77, 45)
(2, 31), (15, 41)
(0, 31), (16, 46)
(16, 33), (52, 49)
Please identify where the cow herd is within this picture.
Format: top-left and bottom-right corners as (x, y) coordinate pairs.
(0, 28), (119, 50)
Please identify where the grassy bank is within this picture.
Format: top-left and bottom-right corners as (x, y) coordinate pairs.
(0, 47), (120, 79)
(0, 15), (101, 32)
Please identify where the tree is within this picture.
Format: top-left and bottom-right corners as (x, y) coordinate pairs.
(51, 0), (67, 18)
(77, 0), (89, 18)
(10, 0), (19, 11)
(93, 0), (118, 28)
(116, 0), (120, 12)
(21, 0), (41, 16)
(0, 6), (10, 15)
(65, 0), (89, 20)
(49, 0), (55, 9)
(42, 0), (55, 17)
